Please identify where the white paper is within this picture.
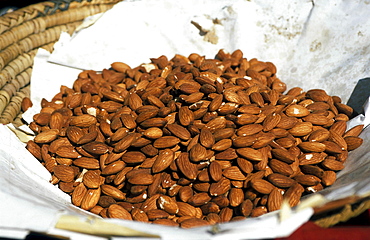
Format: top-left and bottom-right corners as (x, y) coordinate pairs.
(2, 0), (370, 239)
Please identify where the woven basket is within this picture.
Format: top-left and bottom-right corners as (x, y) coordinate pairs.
(0, 0), (368, 231)
(0, 0), (121, 126)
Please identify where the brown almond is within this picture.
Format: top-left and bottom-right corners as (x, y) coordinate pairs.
(308, 129), (330, 142)
(284, 183), (304, 207)
(215, 148), (238, 160)
(321, 171), (336, 186)
(158, 195), (179, 215)
(303, 114), (330, 125)
(140, 118), (168, 128)
(189, 143), (208, 162)
(83, 170), (101, 188)
(267, 173), (296, 188)
(321, 158), (345, 171)
(152, 149), (175, 173)
(306, 89), (330, 102)
(56, 146), (81, 158)
(108, 204), (133, 220)
(285, 104), (310, 117)
(329, 120), (347, 136)
(236, 147), (264, 161)
(176, 152), (198, 180)
(102, 160), (125, 175)
(82, 141), (109, 155)
(212, 139), (233, 151)
(176, 202), (198, 218)
(53, 165), (75, 182)
(34, 129), (59, 143)
(344, 136), (363, 151)
(294, 174), (321, 186)
(127, 172), (154, 185)
(298, 142), (326, 152)
(228, 188), (244, 207)
(71, 182), (87, 207)
(121, 151), (146, 164)
(153, 136), (180, 149)
(114, 133), (141, 153)
(269, 159), (294, 176)
(343, 124), (364, 137)
(322, 141), (343, 154)
(267, 188), (283, 212)
(81, 187), (101, 210)
(298, 152), (325, 165)
(73, 157), (100, 169)
(289, 122), (313, 137)
(250, 179), (275, 194)
(209, 177), (231, 197)
(222, 166), (247, 180)
(209, 161), (223, 182)
(188, 192), (212, 207)
(271, 148), (296, 164)
(263, 113), (281, 131)
(166, 124), (191, 140)
(70, 114), (97, 128)
(101, 184), (126, 200)
(300, 165), (325, 178)
(199, 127), (215, 148)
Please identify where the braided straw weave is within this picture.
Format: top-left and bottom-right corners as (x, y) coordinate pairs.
(0, 0), (121, 126)
(0, 0), (368, 230)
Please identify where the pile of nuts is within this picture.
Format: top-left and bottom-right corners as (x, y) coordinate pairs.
(25, 49), (364, 228)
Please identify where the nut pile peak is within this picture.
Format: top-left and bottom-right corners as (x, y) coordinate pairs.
(25, 49), (363, 228)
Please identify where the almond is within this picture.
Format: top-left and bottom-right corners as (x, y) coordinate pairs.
(127, 172), (154, 185)
(108, 204), (133, 220)
(34, 129), (59, 143)
(344, 136), (363, 151)
(308, 128), (330, 142)
(53, 165), (75, 182)
(152, 149), (175, 173)
(71, 182), (87, 207)
(81, 187), (101, 210)
(298, 142), (326, 152)
(158, 195), (179, 215)
(73, 157), (100, 169)
(70, 114), (97, 128)
(236, 147), (264, 161)
(284, 183), (304, 207)
(271, 148), (296, 164)
(101, 184), (126, 200)
(269, 159), (294, 176)
(267, 173), (296, 188)
(166, 124), (191, 140)
(209, 161), (223, 182)
(222, 166), (247, 180)
(343, 124), (364, 137)
(289, 122), (313, 137)
(176, 152), (198, 180)
(153, 136), (180, 149)
(82, 141), (109, 155)
(228, 188), (244, 207)
(294, 174), (321, 186)
(83, 170), (101, 188)
(209, 177), (231, 196)
(212, 139), (232, 151)
(102, 160), (125, 175)
(267, 188), (283, 212)
(285, 104), (310, 117)
(263, 113), (281, 131)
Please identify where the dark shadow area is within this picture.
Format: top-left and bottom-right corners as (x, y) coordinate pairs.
(346, 78), (370, 115)
(0, 0), (45, 10)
